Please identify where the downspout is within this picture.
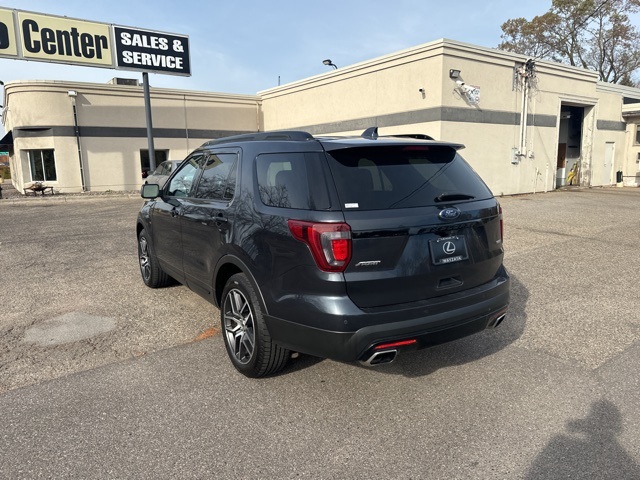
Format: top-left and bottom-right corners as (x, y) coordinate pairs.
(519, 76), (529, 156)
(69, 91), (86, 192)
(183, 94), (190, 151)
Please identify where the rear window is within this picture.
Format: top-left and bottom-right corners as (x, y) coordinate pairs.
(325, 145), (493, 210)
(256, 152), (331, 210)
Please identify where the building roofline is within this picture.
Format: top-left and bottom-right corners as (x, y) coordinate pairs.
(259, 38), (600, 97)
(3, 79), (260, 101)
(597, 81), (640, 98)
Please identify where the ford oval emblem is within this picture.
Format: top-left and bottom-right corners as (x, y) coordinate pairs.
(439, 207), (461, 221)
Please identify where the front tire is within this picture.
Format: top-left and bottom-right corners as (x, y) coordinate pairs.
(221, 273), (289, 377)
(138, 228), (171, 288)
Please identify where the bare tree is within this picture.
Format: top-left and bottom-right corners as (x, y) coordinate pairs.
(498, 0), (640, 85)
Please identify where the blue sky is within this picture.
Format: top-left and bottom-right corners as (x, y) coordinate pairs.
(1, 1), (553, 94)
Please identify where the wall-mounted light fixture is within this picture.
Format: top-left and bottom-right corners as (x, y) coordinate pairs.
(67, 90), (78, 97)
(449, 69), (461, 79)
(323, 59), (338, 70)
(418, 88), (425, 94)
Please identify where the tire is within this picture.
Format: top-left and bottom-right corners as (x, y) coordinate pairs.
(221, 273), (289, 378)
(138, 228), (171, 288)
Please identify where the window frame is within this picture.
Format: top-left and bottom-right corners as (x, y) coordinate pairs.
(27, 149), (57, 182)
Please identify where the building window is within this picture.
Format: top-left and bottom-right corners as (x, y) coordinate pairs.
(140, 150), (168, 178)
(636, 125), (640, 145)
(28, 149), (57, 182)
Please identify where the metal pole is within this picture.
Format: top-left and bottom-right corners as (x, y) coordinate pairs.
(142, 72), (156, 173)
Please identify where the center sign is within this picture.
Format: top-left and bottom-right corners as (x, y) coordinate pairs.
(0, 8), (190, 76)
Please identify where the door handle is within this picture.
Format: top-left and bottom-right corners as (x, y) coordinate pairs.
(215, 214), (228, 225)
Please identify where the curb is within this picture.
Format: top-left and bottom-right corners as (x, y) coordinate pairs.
(1, 193), (142, 205)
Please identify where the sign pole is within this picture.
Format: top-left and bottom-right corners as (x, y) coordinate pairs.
(142, 72), (156, 173)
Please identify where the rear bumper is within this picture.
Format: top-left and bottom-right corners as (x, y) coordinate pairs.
(264, 274), (510, 362)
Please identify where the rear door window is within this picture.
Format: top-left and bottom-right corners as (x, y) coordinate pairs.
(325, 145), (493, 210)
(256, 152), (331, 210)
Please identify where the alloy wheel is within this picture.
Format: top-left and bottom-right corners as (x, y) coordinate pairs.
(138, 235), (151, 282)
(223, 289), (255, 364)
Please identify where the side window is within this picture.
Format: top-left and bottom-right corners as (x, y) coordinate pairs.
(256, 152), (330, 210)
(166, 154), (202, 197)
(194, 153), (238, 200)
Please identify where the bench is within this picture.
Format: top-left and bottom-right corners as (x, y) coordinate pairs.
(24, 183), (54, 196)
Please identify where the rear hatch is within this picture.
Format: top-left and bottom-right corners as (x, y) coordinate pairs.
(323, 142), (503, 309)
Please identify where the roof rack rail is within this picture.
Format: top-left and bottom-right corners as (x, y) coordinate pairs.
(202, 130), (314, 147)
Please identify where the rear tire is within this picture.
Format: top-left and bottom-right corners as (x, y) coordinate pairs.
(221, 273), (289, 378)
(138, 228), (171, 288)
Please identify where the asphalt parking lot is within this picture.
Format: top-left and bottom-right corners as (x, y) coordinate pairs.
(1, 187), (640, 478)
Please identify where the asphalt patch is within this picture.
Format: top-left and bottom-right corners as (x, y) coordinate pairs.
(23, 312), (116, 346)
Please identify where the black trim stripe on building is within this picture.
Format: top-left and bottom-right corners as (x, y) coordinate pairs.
(12, 127), (255, 139)
(11, 106), (559, 140)
(596, 120), (626, 131)
(292, 107), (558, 135)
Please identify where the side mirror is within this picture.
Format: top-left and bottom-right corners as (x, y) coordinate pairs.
(141, 183), (160, 199)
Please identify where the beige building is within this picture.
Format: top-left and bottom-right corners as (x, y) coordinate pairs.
(1, 79), (260, 193)
(2, 38), (640, 195)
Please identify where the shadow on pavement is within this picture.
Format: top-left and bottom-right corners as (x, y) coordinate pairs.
(525, 399), (640, 479)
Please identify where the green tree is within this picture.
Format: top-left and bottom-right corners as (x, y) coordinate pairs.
(498, 0), (640, 85)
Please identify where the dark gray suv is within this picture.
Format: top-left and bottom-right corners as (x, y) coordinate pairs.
(137, 128), (510, 377)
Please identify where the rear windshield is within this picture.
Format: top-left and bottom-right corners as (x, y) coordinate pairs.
(325, 145), (493, 210)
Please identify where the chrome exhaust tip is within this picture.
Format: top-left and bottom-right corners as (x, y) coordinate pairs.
(359, 349), (398, 367)
(488, 313), (507, 328)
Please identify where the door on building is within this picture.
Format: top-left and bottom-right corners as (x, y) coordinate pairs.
(556, 105), (584, 188)
(603, 142), (615, 185)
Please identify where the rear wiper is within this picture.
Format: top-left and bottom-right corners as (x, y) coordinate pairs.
(435, 192), (475, 202)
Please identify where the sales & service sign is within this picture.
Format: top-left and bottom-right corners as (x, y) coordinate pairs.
(113, 26), (190, 76)
(0, 8), (190, 76)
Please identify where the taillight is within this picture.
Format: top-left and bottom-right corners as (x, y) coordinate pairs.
(288, 220), (352, 272)
(499, 204), (504, 242)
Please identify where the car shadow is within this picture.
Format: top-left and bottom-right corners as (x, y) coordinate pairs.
(525, 399), (640, 478)
(351, 273), (528, 378)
